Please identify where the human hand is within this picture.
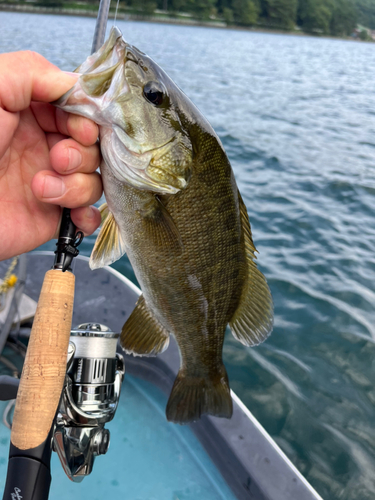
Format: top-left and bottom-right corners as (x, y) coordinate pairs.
(0, 51), (103, 261)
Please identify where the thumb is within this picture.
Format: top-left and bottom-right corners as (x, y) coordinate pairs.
(0, 51), (78, 113)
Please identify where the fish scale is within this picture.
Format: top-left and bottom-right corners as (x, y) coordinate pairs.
(54, 26), (273, 424)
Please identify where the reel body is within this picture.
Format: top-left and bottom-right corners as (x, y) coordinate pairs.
(53, 323), (125, 482)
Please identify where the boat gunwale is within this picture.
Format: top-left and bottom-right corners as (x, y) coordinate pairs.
(28, 251), (323, 500)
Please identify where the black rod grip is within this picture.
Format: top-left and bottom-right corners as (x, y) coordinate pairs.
(2, 437), (52, 500)
(3, 457), (51, 500)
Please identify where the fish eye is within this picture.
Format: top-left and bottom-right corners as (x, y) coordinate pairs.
(143, 81), (165, 106)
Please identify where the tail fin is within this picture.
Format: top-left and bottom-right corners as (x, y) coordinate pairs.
(166, 365), (233, 424)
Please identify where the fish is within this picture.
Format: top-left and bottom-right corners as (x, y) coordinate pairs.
(55, 26), (273, 424)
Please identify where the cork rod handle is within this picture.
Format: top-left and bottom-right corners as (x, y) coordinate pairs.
(11, 269), (75, 450)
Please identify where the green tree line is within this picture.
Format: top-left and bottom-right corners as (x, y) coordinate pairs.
(36, 0), (375, 35)
(129, 0), (374, 34)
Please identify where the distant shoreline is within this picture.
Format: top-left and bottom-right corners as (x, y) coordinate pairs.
(0, 3), (364, 42)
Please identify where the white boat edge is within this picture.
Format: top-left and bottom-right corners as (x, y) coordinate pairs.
(32, 250), (323, 500)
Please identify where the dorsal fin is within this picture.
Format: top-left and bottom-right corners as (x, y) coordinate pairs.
(89, 202), (127, 270)
(229, 192), (273, 346)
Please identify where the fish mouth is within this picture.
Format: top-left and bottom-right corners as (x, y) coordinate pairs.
(54, 27), (185, 195)
(53, 27), (132, 126)
(76, 26), (126, 75)
(75, 26), (143, 79)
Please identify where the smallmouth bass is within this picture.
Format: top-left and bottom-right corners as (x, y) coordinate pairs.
(55, 27), (273, 424)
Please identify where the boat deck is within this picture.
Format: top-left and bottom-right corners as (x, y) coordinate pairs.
(0, 252), (322, 500)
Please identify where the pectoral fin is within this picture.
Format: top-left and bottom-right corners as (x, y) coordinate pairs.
(120, 295), (170, 356)
(139, 196), (183, 253)
(89, 203), (127, 270)
(229, 192), (274, 345)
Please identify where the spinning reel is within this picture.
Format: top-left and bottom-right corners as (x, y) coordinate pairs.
(53, 323), (125, 482)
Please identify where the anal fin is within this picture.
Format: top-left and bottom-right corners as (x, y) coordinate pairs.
(229, 192), (274, 346)
(120, 295), (170, 356)
(89, 203), (127, 270)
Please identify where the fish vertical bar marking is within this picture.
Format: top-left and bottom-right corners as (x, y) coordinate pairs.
(91, 0), (112, 54)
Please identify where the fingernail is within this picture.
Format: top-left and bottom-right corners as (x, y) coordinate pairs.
(63, 71), (80, 78)
(43, 175), (66, 198)
(68, 149), (82, 171)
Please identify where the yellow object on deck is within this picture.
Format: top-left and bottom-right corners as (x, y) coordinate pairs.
(0, 257), (19, 294)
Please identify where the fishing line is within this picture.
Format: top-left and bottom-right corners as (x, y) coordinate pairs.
(114, 0), (120, 26)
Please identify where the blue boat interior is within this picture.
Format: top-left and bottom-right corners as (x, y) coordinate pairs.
(0, 253), (322, 500)
(0, 374), (236, 500)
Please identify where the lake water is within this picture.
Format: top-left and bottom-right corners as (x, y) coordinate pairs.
(1, 11), (375, 500)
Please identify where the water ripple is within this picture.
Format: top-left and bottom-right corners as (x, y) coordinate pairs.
(2, 13), (374, 500)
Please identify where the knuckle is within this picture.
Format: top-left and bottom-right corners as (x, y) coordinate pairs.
(84, 144), (101, 169)
(74, 176), (90, 204)
(66, 113), (79, 135)
(56, 108), (69, 135)
(22, 50), (44, 64)
(73, 172), (101, 205)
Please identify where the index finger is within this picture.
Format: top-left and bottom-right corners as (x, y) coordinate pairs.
(31, 102), (99, 147)
(0, 51), (77, 112)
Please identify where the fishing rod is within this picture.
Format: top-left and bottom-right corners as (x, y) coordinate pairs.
(2, 3), (114, 499)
